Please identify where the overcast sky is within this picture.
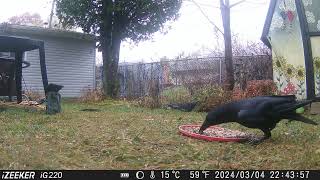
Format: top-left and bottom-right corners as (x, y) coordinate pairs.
(0, 0), (270, 64)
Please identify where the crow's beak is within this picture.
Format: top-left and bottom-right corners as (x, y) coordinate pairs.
(199, 115), (214, 134)
(198, 125), (207, 134)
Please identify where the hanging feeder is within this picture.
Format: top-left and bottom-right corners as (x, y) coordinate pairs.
(261, 0), (320, 100)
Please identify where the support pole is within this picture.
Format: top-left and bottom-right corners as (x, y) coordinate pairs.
(39, 42), (49, 94)
(8, 61), (15, 101)
(15, 51), (23, 103)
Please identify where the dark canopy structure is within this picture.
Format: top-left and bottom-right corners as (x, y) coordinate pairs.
(0, 35), (48, 103)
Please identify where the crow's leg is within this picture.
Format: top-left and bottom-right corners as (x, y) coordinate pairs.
(247, 129), (271, 145)
(262, 129), (271, 140)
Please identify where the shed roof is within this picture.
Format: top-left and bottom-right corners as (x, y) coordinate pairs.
(0, 23), (97, 42)
(0, 35), (43, 52)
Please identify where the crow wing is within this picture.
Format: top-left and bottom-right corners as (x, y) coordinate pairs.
(236, 96), (297, 125)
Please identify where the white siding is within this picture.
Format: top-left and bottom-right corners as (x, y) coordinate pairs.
(20, 35), (96, 97)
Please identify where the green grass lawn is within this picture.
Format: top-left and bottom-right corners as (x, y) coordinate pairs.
(0, 100), (319, 170)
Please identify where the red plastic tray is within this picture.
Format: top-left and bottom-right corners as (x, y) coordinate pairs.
(179, 124), (247, 142)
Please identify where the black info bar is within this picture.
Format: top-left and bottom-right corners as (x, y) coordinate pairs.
(0, 170), (319, 180)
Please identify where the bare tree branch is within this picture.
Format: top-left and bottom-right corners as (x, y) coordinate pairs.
(230, 0), (246, 8)
(190, 0), (224, 35)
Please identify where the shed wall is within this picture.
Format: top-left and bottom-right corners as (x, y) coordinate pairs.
(18, 35), (96, 97)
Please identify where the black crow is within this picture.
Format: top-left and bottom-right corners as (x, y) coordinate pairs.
(166, 101), (198, 112)
(199, 95), (318, 144)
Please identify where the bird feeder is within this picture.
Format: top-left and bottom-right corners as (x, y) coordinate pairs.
(0, 35), (48, 103)
(261, 0), (320, 100)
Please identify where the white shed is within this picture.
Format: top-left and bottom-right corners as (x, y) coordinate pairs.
(0, 24), (96, 97)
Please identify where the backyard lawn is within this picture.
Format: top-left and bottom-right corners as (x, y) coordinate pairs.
(0, 100), (319, 170)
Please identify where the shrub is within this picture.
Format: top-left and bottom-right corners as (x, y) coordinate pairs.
(78, 88), (104, 102)
(232, 80), (278, 101)
(134, 86), (192, 109)
(24, 90), (44, 101)
(244, 80), (278, 98)
(160, 86), (192, 105)
(232, 87), (246, 101)
(134, 96), (160, 109)
(193, 85), (232, 112)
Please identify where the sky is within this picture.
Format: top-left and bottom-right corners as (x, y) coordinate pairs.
(0, 0), (270, 64)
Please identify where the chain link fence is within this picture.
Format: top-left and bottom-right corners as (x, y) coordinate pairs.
(96, 55), (272, 98)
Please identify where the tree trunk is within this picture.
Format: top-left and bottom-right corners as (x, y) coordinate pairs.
(101, 0), (122, 98)
(49, 0), (56, 29)
(101, 34), (121, 98)
(220, 0), (234, 90)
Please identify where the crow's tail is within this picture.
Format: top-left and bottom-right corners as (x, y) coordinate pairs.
(284, 114), (318, 125)
(278, 100), (313, 113)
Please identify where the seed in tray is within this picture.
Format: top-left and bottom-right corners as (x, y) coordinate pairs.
(187, 126), (248, 138)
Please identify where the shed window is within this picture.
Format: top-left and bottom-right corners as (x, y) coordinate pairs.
(302, 0), (320, 32)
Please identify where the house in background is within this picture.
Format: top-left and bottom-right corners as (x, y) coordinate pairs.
(0, 23), (96, 97)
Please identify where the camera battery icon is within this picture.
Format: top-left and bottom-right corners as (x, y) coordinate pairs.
(120, 172), (130, 178)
